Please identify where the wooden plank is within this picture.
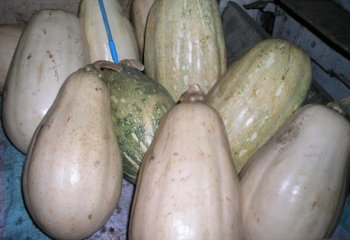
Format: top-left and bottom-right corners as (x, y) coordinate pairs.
(273, 7), (350, 114)
(276, 0), (350, 60)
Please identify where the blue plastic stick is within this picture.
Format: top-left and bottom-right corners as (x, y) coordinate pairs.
(98, 0), (119, 63)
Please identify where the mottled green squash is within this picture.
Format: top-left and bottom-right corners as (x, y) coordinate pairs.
(144, 0), (226, 101)
(206, 38), (312, 173)
(101, 62), (175, 183)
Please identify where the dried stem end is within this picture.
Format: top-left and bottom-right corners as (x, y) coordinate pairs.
(179, 84), (206, 103)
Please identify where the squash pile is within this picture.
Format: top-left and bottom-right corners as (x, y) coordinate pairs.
(0, 0), (349, 239)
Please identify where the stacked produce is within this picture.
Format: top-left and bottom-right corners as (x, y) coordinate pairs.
(0, 0), (349, 239)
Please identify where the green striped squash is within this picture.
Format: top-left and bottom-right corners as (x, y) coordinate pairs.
(206, 38), (312, 173)
(102, 62), (175, 183)
(144, 0), (226, 101)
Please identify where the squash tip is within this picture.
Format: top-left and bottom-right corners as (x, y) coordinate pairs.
(179, 84), (206, 103)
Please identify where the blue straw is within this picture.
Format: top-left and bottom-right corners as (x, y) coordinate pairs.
(98, 0), (119, 63)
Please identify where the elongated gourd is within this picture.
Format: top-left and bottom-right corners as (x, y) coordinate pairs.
(130, 0), (155, 59)
(206, 38), (311, 173)
(23, 63), (123, 240)
(79, 0), (140, 62)
(100, 60), (175, 183)
(240, 103), (350, 240)
(2, 10), (90, 153)
(0, 24), (23, 95)
(144, 0), (227, 101)
(129, 85), (242, 240)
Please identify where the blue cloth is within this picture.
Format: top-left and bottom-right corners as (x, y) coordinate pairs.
(0, 103), (49, 239)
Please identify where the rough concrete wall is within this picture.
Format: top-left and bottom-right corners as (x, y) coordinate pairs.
(0, 0), (132, 25)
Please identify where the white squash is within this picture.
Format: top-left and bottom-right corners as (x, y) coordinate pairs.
(129, 85), (242, 240)
(0, 24), (24, 95)
(130, 0), (155, 59)
(2, 10), (90, 153)
(23, 63), (123, 240)
(78, 0), (140, 63)
(240, 103), (350, 240)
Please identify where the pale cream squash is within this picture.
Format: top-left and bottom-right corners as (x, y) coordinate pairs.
(2, 10), (90, 153)
(240, 103), (350, 240)
(129, 85), (242, 240)
(23, 63), (123, 240)
(79, 0), (140, 62)
(144, 0), (227, 101)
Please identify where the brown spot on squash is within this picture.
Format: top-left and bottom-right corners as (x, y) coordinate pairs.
(46, 50), (53, 59)
(311, 201), (317, 209)
(37, 63), (43, 80)
(94, 161), (101, 167)
(88, 214), (93, 220)
(276, 122), (300, 145)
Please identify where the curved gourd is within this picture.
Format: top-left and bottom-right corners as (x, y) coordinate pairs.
(79, 0), (140, 62)
(23, 63), (123, 240)
(240, 103), (350, 240)
(129, 85), (242, 240)
(2, 10), (90, 153)
(144, 0), (227, 101)
(207, 38), (311, 173)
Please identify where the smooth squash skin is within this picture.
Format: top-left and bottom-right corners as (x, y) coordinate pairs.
(101, 61), (175, 183)
(2, 10), (90, 153)
(79, 0), (140, 62)
(206, 38), (311, 173)
(0, 24), (23, 95)
(144, 0), (227, 101)
(23, 64), (123, 240)
(130, 0), (155, 60)
(240, 104), (350, 240)
(129, 85), (242, 240)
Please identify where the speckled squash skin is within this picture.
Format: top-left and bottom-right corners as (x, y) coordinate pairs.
(23, 64), (123, 240)
(144, 0), (226, 101)
(2, 10), (90, 153)
(206, 38), (312, 173)
(102, 63), (175, 183)
(129, 85), (242, 240)
(240, 104), (350, 240)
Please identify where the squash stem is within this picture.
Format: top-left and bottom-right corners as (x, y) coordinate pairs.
(326, 96), (350, 116)
(179, 84), (206, 103)
(92, 59), (144, 72)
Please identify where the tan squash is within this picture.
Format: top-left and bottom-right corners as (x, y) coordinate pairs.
(130, 0), (155, 60)
(240, 101), (350, 240)
(144, 0), (227, 101)
(23, 62), (123, 240)
(79, 0), (140, 63)
(129, 85), (242, 240)
(0, 24), (24, 95)
(2, 10), (90, 153)
(206, 38), (311, 173)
